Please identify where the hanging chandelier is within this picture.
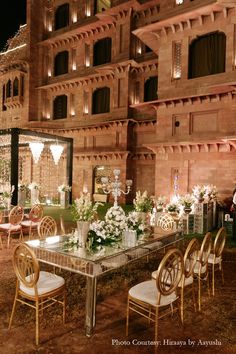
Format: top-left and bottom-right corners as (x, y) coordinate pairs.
(29, 142), (44, 164)
(50, 144), (64, 165)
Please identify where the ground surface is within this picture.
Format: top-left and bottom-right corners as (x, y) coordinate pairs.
(0, 237), (235, 354)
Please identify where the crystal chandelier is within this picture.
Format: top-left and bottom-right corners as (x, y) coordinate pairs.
(50, 144), (64, 165)
(29, 142), (44, 164)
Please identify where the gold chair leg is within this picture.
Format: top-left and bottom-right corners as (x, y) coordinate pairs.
(36, 301), (39, 345)
(192, 282), (197, 312)
(207, 275), (211, 297)
(63, 291), (66, 324)
(126, 298), (130, 336)
(180, 287), (184, 324)
(212, 264), (215, 296)
(198, 277), (201, 311)
(8, 290), (18, 329)
(7, 231), (11, 249)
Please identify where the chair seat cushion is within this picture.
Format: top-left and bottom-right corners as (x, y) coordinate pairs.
(21, 220), (39, 228)
(0, 223), (21, 231)
(20, 271), (65, 296)
(208, 253), (221, 264)
(129, 280), (178, 307)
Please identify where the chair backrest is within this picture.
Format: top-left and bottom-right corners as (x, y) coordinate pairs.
(213, 227), (226, 258)
(38, 216), (57, 238)
(9, 205), (24, 226)
(199, 232), (212, 267)
(13, 243), (39, 288)
(183, 238), (199, 278)
(156, 248), (183, 297)
(157, 213), (175, 231)
(29, 204), (43, 222)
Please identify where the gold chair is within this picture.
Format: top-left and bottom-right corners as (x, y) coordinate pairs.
(21, 204), (43, 239)
(126, 248), (183, 351)
(9, 243), (66, 345)
(37, 216), (57, 238)
(208, 227), (226, 296)
(193, 232), (212, 311)
(152, 237), (199, 323)
(0, 205), (24, 248)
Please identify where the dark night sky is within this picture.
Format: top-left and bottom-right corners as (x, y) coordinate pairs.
(0, 0), (26, 50)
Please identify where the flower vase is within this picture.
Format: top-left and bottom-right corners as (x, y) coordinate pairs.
(31, 189), (39, 206)
(18, 190), (26, 206)
(60, 191), (69, 209)
(77, 221), (90, 248)
(198, 197), (204, 203)
(184, 206), (192, 214)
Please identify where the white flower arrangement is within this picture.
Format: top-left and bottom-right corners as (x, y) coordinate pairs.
(166, 202), (180, 213)
(178, 194), (195, 208)
(28, 182), (40, 190)
(205, 184), (217, 201)
(58, 184), (71, 193)
(0, 184), (15, 199)
(72, 193), (100, 222)
(192, 185), (207, 201)
(126, 211), (146, 237)
(133, 191), (153, 212)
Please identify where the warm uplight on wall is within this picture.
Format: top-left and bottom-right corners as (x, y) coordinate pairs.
(70, 109), (75, 116)
(85, 0), (91, 17)
(46, 112), (51, 119)
(72, 62), (77, 71)
(72, 13), (77, 23)
(48, 22), (52, 32)
(176, 0), (184, 4)
(136, 44), (142, 55)
(84, 104), (89, 114)
(48, 69), (52, 77)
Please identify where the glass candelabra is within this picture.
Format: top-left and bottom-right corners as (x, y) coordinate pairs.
(101, 169), (132, 206)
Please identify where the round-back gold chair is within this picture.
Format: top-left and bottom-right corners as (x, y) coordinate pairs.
(126, 248), (183, 351)
(0, 205), (24, 248)
(152, 238), (199, 323)
(21, 204), (44, 239)
(193, 232), (212, 311)
(208, 227), (226, 295)
(37, 216), (57, 239)
(8, 243), (66, 345)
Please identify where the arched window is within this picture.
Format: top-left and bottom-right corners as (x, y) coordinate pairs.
(144, 76), (158, 102)
(54, 51), (69, 76)
(6, 80), (11, 98)
(93, 38), (112, 66)
(188, 32), (226, 79)
(2, 85), (6, 111)
(53, 95), (67, 119)
(13, 78), (19, 96)
(92, 87), (110, 114)
(55, 3), (69, 30)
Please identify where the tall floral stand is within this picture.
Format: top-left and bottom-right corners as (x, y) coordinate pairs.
(4, 198), (11, 210)
(30, 189), (39, 206)
(60, 191), (69, 209)
(77, 221), (90, 247)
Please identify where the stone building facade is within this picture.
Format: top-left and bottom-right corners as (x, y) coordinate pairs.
(0, 0), (236, 202)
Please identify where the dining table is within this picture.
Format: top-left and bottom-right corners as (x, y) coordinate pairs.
(26, 228), (183, 337)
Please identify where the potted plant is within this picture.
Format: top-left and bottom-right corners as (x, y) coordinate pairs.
(179, 194), (195, 214)
(28, 182), (40, 206)
(133, 191), (153, 223)
(166, 202), (180, 216)
(192, 185), (207, 203)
